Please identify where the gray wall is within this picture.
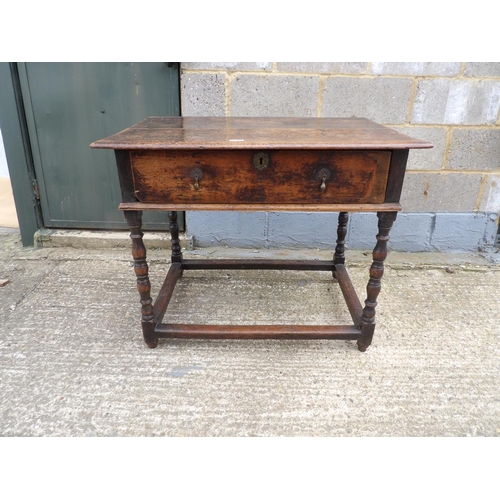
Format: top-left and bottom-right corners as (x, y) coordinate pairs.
(180, 62), (500, 253)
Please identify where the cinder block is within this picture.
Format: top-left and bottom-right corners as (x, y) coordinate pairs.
(389, 213), (434, 251)
(276, 62), (367, 74)
(411, 79), (500, 125)
(181, 73), (226, 116)
(481, 213), (499, 249)
(479, 175), (500, 212)
(447, 129), (500, 171)
(464, 63), (500, 77)
(322, 77), (413, 123)
(347, 213), (433, 251)
(372, 62), (461, 76)
(186, 211), (267, 248)
(230, 75), (319, 117)
(345, 213), (377, 251)
(431, 213), (489, 251)
(391, 126), (446, 170)
(181, 62), (272, 71)
(400, 173), (483, 212)
(267, 212), (337, 248)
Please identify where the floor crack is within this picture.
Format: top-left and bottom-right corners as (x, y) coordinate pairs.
(6, 261), (63, 318)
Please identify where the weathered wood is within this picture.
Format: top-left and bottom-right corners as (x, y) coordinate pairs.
(130, 149), (391, 205)
(358, 211), (398, 352)
(334, 264), (363, 327)
(181, 259), (335, 271)
(153, 262), (183, 324)
(114, 150), (136, 203)
(124, 210), (157, 348)
(96, 117), (431, 351)
(168, 210), (183, 263)
(155, 323), (362, 340)
(385, 149), (410, 203)
(90, 117), (433, 150)
(119, 202), (402, 212)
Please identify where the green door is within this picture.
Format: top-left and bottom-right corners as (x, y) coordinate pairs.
(17, 62), (182, 229)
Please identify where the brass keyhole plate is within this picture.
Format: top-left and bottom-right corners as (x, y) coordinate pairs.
(253, 152), (269, 171)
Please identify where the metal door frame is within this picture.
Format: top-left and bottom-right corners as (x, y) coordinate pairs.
(0, 63), (43, 245)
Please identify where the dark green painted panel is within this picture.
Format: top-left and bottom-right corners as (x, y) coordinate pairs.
(19, 62), (182, 230)
(0, 63), (41, 245)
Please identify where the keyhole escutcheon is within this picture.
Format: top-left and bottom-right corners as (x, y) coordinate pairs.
(253, 152), (269, 171)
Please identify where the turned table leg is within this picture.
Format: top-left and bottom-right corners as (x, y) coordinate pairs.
(168, 211), (183, 264)
(124, 210), (158, 348)
(333, 211), (349, 279)
(358, 211), (397, 352)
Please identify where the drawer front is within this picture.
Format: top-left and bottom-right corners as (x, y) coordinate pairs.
(130, 149), (391, 204)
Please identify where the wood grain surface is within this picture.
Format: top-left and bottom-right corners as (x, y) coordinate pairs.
(154, 323), (362, 340)
(130, 149), (392, 204)
(119, 202), (402, 212)
(90, 116), (433, 150)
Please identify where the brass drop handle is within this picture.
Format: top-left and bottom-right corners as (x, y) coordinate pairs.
(317, 168), (331, 192)
(191, 167), (203, 190)
(320, 173), (327, 192)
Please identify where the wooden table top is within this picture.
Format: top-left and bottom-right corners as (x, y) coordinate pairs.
(91, 117), (433, 151)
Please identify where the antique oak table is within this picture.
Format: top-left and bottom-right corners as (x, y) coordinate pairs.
(91, 117), (432, 351)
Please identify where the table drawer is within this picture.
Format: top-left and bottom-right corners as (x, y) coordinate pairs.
(130, 149), (391, 204)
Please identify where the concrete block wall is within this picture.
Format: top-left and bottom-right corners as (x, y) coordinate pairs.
(180, 62), (500, 252)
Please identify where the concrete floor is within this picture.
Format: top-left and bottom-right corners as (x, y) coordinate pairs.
(1, 229), (499, 436)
